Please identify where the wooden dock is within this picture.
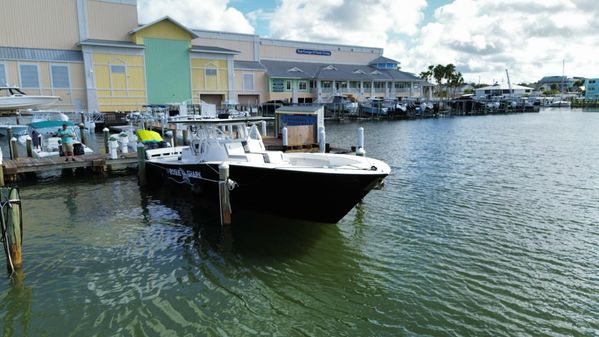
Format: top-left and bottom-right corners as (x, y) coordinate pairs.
(1, 152), (139, 182)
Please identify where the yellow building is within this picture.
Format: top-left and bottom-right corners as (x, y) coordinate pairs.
(0, 0), (430, 112)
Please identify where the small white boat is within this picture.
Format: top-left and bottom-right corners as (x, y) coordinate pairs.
(0, 87), (60, 111)
(21, 120), (93, 158)
(0, 110), (69, 137)
(548, 100), (570, 107)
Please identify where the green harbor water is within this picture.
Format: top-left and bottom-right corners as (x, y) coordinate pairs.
(1, 108), (598, 336)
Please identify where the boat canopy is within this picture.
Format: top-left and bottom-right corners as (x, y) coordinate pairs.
(29, 120), (76, 129)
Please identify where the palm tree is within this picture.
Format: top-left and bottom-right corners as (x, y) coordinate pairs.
(419, 65), (434, 83)
(433, 64), (446, 97)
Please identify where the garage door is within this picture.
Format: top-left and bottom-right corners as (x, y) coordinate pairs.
(200, 94), (223, 108)
(238, 95), (260, 107)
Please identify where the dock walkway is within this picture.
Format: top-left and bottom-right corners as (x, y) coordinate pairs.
(2, 153), (138, 181)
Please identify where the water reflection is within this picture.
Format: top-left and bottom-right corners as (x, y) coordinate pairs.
(1, 270), (32, 337)
(142, 184), (332, 260)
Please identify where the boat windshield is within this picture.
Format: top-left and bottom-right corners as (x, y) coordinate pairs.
(195, 123), (248, 141)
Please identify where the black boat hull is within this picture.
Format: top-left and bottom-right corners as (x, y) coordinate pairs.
(146, 161), (387, 223)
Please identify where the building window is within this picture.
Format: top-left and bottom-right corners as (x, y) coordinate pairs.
(321, 81), (332, 89)
(205, 68), (217, 76)
(349, 81), (359, 89)
(285, 80), (292, 91)
(51, 65), (70, 89)
(19, 64), (39, 88)
(0, 64), (6, 86)
(243, 73), (254, 91)
(110, 65), (126, 74)
(363, 82), (371, 89)
(299, 81), (307, 91)
(374, 82), (385, 90)
(271, 79), (285, 92)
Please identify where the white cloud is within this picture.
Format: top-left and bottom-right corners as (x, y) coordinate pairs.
(137, 0), (254, 34)
(267, 0), (427, 48)
(404, 0), (599, 83)
(135, 0), (599, 82)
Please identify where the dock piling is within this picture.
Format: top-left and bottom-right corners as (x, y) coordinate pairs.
(7, 127), (13, 146)
(282, 127), (288, 152)
(356, 127), (365, 156)
(25, 136), (32, 157)
(10, 137), (18, 160)
(137, 145), (146, 185)
(0, 149), (4, 187)
(219, 163), (232, 226)
(261, 121), (267, 137)
(182, 129), (189, 146)
(319, 127), (326, 153)
(103, 128), (109, 154)
(79, 123), (88, 146)
(108, 137), (118, 160)
(1, 187), (23, 274)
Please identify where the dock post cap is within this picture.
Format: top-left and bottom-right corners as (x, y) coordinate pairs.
(25, 136), (31, 141)
(102, 127), (109, 132)
(10, 137), (16, 142)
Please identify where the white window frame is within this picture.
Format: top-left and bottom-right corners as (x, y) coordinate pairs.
(0, 63), (7, 87)
(19, 63), (40, 89)
(50, 64), (71, 89)
(243, 73), (254, 91)
(298, 80), (308, 91)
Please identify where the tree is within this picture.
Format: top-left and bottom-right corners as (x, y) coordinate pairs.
(420, 63), (464, 98)
(419, 65), (434, 82)
(550, 83), (558, 91)
(447, 71), (464, 98)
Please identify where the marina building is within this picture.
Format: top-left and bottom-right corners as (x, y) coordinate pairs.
(0, 0), (430, 113)
(584, 78), (599, 99)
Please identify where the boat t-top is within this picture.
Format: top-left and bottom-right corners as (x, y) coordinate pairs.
(144, 117), (390, 223)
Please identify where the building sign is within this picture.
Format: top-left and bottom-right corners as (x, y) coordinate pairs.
(296, 48), (332, 56)
(281, 115), (317, 126)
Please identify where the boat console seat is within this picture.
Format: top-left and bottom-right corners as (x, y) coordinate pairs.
(224, 141), (245, 156)
(46, 137), (61, 151)
(227, 153), (265, 163)
(262, 151), (287, 164)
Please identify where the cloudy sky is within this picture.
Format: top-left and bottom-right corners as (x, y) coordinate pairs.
(138, 0), (599, 84)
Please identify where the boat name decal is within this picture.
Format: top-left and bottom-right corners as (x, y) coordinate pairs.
(166, 168), (202, 185)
